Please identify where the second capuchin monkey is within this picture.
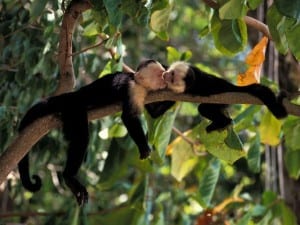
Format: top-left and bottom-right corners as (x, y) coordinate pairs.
(146, 61), (287, 131)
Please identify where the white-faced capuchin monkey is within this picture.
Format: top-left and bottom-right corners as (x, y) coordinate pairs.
(146, 61), (287, 131)
(18, 59), (166, 205)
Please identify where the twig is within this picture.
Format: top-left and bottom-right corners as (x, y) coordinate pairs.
(244, 16), (271, 39)
(172, 127), (195, 146)
(71, 38), (108, 57)
(172, 127), (206, 156)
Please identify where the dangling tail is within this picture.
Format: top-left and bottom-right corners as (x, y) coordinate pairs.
(18, 95), (66, 192)
(237, 84), (287, 119)
(18, 154), (42, 192)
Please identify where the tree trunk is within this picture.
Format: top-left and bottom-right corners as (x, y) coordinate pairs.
(258, 1), (300, 223)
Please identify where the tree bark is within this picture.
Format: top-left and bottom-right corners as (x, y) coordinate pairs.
(55, 0), (91, 95)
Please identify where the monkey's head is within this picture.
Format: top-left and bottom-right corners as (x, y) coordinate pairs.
(163, 61), (195, 93)
(134, 60), (167, 91)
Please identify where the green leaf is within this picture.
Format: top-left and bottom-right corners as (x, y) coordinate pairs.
(96, 204), (144, 225)
(272, 201), (298, 225)
(109, 123), (127, 138)
(168, 125), (205, 181)
(83, 22), (100, 36)
(248, 0), (263, 10)
(279, 202), (298, 225)
(98, 141), (129, 190)
(252, 205), (267, 217)
(150, 3), (172, 39)
(219, 0), (247, 19)
(234, 105), (260, 131)
(285, 21), (300, 60)
(212, 16), (247, 55)
(267, 5), (289, 54)
(236, 211), (253, 225)
(224, 127), (243, 150)
(91, 6), (109, 31)
(147, 105), (178, 162)
(166, 46), (192, 64)
(170, 136), (199, 182)
(154, 31), (169, 41)
(274, 0), (300, 20)
(199, 158), (221, 206)
(71, 207), (80, 225)
(259, 111), (283, 146)
(284, 149), (300, 179)
(30, 0), (47, 20)
(283, 117), (300, 151)
(257, 211), (273, 225)
(262, 191), (277, 206)
(198, 121), (246, 164)
(103, 0), (123, 28)
(247, 136), (261, 173)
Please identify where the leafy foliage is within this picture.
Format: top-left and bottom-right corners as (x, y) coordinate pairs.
(1, 0), (299, 225)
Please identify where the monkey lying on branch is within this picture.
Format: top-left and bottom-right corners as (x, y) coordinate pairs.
(18, 59), (166, 205)
(146, 61), (287, 131)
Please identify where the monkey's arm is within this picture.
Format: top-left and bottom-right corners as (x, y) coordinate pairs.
(121, 98), (151, 159)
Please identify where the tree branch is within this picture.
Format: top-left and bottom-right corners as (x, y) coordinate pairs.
(55, 0), (91, 95)
(0, 91), (299, 184)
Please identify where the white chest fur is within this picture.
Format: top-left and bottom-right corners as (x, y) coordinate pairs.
(129, 81), (147, 113)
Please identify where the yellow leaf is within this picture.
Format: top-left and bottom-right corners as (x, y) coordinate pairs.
(167, 129), (203, 181)
(245, 36), (268, 66)
(259, 110), (283, 146)
(237, 36), (268, 86)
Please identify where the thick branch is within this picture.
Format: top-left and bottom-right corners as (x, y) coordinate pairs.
(0, 91), (299, 184)
(55, 0), (91, 95)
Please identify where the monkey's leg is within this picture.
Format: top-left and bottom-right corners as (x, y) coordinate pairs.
(198, 103), (232, 132)
(145, 101), (175, 118)
(121, 102), (151, 159)
(62, 109), (89, 205)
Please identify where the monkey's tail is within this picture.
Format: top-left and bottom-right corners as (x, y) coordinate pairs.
(18, 155), (42, 192)
(19, 100), (54, 132)
(18, 97), (61, 192)
(236, 84), (287, 119)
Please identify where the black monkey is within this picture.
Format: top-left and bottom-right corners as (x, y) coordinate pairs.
(146, 61), (287, 132)
(18, 60), (166, 205)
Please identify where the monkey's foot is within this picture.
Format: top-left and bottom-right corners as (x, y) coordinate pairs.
(272, 105), (288, 119)
(64, 176), (89, 205)
(206, 118), (232, 133)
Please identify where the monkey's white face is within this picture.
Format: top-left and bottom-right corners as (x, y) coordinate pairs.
(163, 61), (188, 93)
(135, 61), (167, 91)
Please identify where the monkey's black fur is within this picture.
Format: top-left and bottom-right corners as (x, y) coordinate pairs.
(146, 62), (287, 132)
(18, 60), (165, 205)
